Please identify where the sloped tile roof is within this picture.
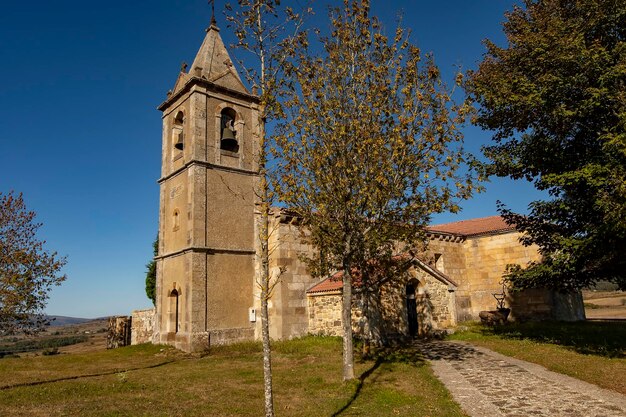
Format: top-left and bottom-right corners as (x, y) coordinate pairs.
(427, 215), (514, 237)
(306, 272), (344, 294)
(307, 257), (456, 294)
(306, 216), (515, 295)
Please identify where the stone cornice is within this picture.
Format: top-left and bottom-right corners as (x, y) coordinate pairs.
(426, 227), (517, 242)
(464, 228), (517, 239)
(157, 76), (260, 112)
(307, 289), (342, 297)
(426, 231), (466, 243)
(158, 159), (259, 184)
(155, 246), (256, 260)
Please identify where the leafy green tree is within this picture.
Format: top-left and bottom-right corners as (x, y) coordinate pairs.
(145, 236), (157, 305)
(275, 0), (479, 380)
(467, 0), (626, 291)
(0, 191), (67, 334)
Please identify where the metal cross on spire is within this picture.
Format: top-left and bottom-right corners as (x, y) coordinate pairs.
(209, 0), (217, 25)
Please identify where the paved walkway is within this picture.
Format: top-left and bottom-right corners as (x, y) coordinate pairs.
(415, 340), (626, 417)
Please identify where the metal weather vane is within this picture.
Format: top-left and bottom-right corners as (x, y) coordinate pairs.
(209, 0), (216, 25)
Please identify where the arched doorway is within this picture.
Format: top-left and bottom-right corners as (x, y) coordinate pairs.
(406, 280), (419, 337)
(169, 288), (180, 334)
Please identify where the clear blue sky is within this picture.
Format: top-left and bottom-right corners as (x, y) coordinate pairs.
(0, 0), (539, 318)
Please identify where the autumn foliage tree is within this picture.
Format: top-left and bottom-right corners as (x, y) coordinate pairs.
(274, 0), (479, 380)
(0, 191), (67, 334)
(467, 0), (626, 291)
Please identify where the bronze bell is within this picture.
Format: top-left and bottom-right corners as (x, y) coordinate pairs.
(174, 131), (184, 150)
(221, 127), (238, 151)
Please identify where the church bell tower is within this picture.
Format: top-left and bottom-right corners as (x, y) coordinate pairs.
(154, 17), (260, 352)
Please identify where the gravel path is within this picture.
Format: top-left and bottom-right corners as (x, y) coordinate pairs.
(416, 340), (626, 417)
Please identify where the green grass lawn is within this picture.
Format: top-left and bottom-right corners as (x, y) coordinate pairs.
(449, 321), (626, 394)
(0, 337), (466, 417)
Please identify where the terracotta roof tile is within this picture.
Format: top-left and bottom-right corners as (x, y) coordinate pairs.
(307, 216), (515, 294)
(307, 256), (457, 294)
(427, 215), (514, 237)
(307, 273), (343, 294)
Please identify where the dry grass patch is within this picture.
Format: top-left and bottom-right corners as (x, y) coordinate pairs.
(0, 344), (180, 389)
(0, 336), (466, 417)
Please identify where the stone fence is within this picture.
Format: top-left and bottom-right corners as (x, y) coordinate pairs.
(107, 316), (132, 349)
(131, 308), (155, 345)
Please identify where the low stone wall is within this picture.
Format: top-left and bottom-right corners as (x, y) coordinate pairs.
(107, 316), (132, 349)
(131, 308), (155, 345)
(508, 289), (585, 321)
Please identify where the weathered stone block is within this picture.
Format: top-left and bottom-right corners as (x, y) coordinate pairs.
(107, 316), (132, 349)
(479, 309), (510, 326)
(131, 308), (155, 345)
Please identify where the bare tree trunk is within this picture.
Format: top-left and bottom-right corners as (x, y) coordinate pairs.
(360, 286), (371, 359)
(342, 257), (355, 381)
(259, 123), (275, 416)
(260, 211), (275, 417)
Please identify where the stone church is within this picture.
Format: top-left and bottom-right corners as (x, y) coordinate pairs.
(132, 20), (584, 352)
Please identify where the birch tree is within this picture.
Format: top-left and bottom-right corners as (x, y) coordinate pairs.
(274, 0), (480, 380)
(225, 2), (310, 415)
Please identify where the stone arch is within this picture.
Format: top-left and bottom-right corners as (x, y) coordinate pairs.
(168, 286), (181, 334)
(172, 111), (185, 151)
(173, 110), (185, 125)
(214, 103), (245, 155)
(214, 102), (243, 120)
(219, 107), (239, 152)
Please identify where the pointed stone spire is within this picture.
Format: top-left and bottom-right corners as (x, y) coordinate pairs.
(188, 20), (249, 95)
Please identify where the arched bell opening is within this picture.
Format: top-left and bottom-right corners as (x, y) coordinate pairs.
(220, 107), (239, 153)
(173, 111), (184, 151)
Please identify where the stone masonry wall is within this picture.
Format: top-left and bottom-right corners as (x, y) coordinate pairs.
(507, 289), (585, 321)
(266, 217), (320, 340)
(458, 232), (541, 320)
(107, 316), (132, 349)
(307, 292), (343, 336)
(376, 269), (456, 337)
(131, 308), (155, 345)
(420, 273), (456, 328)
(276, 220), (553, 338)
(307, 266), (455, 339)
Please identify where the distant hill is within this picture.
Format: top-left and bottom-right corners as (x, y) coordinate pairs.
(46, 316), (95, 327)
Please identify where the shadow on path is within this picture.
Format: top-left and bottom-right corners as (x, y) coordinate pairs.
(413, 340), (482, 362)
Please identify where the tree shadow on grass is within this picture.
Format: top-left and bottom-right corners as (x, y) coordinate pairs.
(0, 358), (177, 391)
(330, 344), (428, 417)
(481, 320), (625, 358)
